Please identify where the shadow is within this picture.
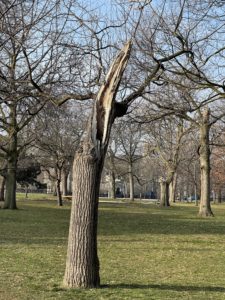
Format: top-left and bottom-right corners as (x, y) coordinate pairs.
(98, 204), (225, 236)
(102, 283), (225, 292)
(1, 200), (225, 246)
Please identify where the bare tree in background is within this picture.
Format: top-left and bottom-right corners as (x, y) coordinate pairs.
(0, 1), (99, 209)
(113, 119), (143, 201)
(127, 0), (225, 216)
(144, 116), (188, 206)
(34, 105), (83, 206)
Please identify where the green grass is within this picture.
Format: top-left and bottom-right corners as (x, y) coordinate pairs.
(1, 198), (225, 299)
(16, 192), (57, 201)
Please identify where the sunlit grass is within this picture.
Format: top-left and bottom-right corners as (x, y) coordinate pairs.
(1, 198), (225, 299)
(16, 192), (57, 201)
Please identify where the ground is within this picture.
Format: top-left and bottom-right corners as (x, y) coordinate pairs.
(0, 195), (225, 299)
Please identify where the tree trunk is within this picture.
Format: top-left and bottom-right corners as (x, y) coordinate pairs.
(56, 179), (63, 206)
(4, 133), (18, 209)
(215, 188), (222, 204)
(198, 108), (213, 217)
(25, 186), (28, 198)
(53, 183), (57, 196)
(109, 170), (116, 199)
(169, 181), (175, 203)
(159, 178), (170, 207)
(67, 172), (72, 194)
(194, 183), (198, 206)
(129, 163), (134, 201)
(63, 41), (131, 289)
(62, 171), (68, 196)
(169, 173), (177, 203)
(63, 143), (102, 288)
(218, 189), (222, 203)
(0, 177), (6, 201)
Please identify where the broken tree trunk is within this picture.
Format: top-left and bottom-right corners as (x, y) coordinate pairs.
(63, 41), (131, 288)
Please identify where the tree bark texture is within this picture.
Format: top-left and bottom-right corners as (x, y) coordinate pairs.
(198, 108), (213, 217)
(63, 41), (131, 288)
(63, 145), (101, 287)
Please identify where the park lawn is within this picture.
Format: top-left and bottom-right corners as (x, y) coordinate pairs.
(1, 200), (225, 299)
(16, 193), (57, 201)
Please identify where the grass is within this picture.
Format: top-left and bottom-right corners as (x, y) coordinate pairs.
(1, 197), (225, 299)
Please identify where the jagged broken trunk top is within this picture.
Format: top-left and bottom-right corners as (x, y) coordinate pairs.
(63, 41), (132, 288)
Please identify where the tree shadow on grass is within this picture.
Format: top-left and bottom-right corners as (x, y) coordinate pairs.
(102, 283), (225, 292)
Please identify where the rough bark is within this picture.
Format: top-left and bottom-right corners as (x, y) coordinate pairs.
(129, 163), (134, 201)
(63, 41), (131, 289)
(198, 108), (213, 217)
(4, 133), (17, 209)
(63, 142), (101, 288)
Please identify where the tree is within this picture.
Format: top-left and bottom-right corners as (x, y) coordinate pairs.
(210, 129), (225, 203)
(0, 1), (96, 209)
(143, 116), (188, 206)
(63, 0), (205, 287)
(126, 0), (225, 216)
(135, 118), (200, 204)
(0, 159), (6, 201)
(105, 141), (118, 199)
(16, 155), (42, 197)
(114, 119), (143, 201)
(63, 41), (131, 288)
(34, 104), (82, 206)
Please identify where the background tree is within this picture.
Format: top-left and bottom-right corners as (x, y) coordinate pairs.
(104, 135), (120, 199)
(144, 116), (188, 206)
(0, 0), (97, 209)
(124, 0), (225, 216)
(16, 154), (42, 197)
(114, 119), (143, 201)
(34, 104), (83, 206)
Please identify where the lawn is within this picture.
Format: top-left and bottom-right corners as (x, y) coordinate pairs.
(1, 196), (225, 299)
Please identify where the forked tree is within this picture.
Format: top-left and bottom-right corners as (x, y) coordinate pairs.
(63, 41), (132, 288)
